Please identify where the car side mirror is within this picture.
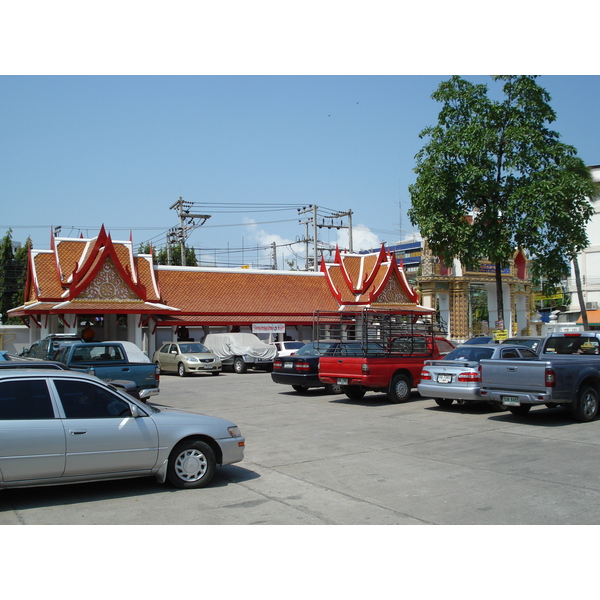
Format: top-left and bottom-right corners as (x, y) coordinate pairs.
(130, 404), (141, 418)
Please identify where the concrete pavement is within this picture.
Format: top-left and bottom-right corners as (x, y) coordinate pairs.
(2, 369), (600, 524)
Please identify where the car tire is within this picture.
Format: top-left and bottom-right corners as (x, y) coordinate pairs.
(211, 371), (221, 376)
(344, 386), (366, 400)
(435, 398), (453, 407)
(325, 383), (342, 394)
(508, 405), (531, 416)
(292, 384), (309, 392)
(572, 385), (599, 423)
(388, 374), (411, 403)
(167, 440), (216, 489)
(233, 357), (247, 374)
(178, 362), (187, 377)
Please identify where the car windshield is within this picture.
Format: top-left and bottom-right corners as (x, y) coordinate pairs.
(297, 343), (336, 356)
(503, 338), (540, 351)
(463, 337), (493, 345)
(445, 347), (495, 362)
(283, 342), (304, 350)
(179, 343), (210, 354)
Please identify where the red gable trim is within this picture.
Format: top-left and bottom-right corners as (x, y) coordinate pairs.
(23, 244), (36, 302)
(369, 251), (418, 304)
(321, 250), (343, 304)
(50, 227), (64, 283)
(334, 246), (356, 295)
(357, 244), (388, 294)
(68, 225), (147, 301)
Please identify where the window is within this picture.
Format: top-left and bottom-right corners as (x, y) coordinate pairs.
(54, 379), (131, 419)
(518, 348), (538, 359)
(0, 379), (54, 420)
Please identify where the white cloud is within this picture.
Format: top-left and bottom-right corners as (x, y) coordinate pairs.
(243, 218), (298, 269)
(337, 225), (382, 252)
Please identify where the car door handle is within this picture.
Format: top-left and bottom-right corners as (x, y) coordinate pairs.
(507, 367), (517, 372)
(122, 367), (130, 372)
(69, 429), (87, 435)
(337, 359), (343, 363)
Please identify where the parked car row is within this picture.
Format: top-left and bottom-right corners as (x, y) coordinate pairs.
(270, 332), (600, 423)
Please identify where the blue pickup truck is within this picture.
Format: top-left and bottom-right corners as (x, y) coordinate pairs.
(52, 341), (160, 402)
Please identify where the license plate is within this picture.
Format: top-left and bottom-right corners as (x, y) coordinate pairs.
(502, 396), (520, 406)
(284, 362), (293, 369)
(338, 378), (348, 385)
(437, 374), (452, 383)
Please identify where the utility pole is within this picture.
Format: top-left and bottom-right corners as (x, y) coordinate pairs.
(298, 205), (318, 270)
(169, 196), (211, 266)
(317, 209), (354, 253)
(271, 242), (278, 270)
(298, 205), (354, 270)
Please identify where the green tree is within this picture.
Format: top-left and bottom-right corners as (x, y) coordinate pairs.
(408, 75), (595, 325)
(153, 244), (197, 266)
(137, 242), (157, 261)
(0, 230), (30, 324)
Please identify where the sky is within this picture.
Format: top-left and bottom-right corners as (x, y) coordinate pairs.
(2, 3), (599, 271)
(2, 74), (599, 269)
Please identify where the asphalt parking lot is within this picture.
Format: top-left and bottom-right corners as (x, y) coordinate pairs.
(2, 369), (600, 525)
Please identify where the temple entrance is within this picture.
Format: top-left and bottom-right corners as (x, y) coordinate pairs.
(469, 284), (490, 338)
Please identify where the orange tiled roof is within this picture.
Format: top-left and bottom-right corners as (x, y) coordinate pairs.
(156, 268), (339, 315)
(9, 228), (424, 324)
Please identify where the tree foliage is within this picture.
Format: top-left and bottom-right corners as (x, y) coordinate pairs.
(0, 229), (30, 324)
(138, 242), (197, 266)
(408, 75), (595, 321)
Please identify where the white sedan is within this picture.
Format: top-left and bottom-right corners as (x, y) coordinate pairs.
(272, 341), (305, 357)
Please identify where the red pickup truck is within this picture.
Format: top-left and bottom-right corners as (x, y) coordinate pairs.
(315, 309), (455, 403)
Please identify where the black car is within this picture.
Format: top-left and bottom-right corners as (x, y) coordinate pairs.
(24, 334), (84, 360)
(271, 341), (344, 394)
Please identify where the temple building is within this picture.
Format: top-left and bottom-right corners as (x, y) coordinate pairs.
(417, 239), (533, 340)
(8, 226), (429, 356)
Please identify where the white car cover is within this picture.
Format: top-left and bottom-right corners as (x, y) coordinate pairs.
(104, 341), (151, 363)
(203, 333), (277, 360)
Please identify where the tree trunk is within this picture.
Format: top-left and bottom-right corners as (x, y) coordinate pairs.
(573, 256), (589, 331)
(495, 262), (504, 331)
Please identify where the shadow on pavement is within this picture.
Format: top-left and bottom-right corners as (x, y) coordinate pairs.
(0, 464), (258, 512)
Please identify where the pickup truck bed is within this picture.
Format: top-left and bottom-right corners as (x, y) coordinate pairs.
(480, 355), (600, 422)
(318, 336), (455, 403)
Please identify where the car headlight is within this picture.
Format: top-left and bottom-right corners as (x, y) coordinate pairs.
(228, 426), (242, 437)
(186, 356), (199, 362)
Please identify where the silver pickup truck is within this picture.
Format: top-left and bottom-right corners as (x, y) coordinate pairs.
(479, 332), (600, 422)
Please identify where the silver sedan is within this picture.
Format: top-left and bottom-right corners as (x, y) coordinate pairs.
(417, 344), (538, 408)
(153, 342), (222, 377)
(0, 369), (244, 490)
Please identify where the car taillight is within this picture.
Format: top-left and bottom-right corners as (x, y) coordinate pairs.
(458, 371), (481, 382)
(155, 364), (160, 383)
(420, 370), (432, 380)
(273, 360), (283, 369)
(296, 361), (310, 371)
(545, 367), (556, 387)
(361, 363), (370, 374)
